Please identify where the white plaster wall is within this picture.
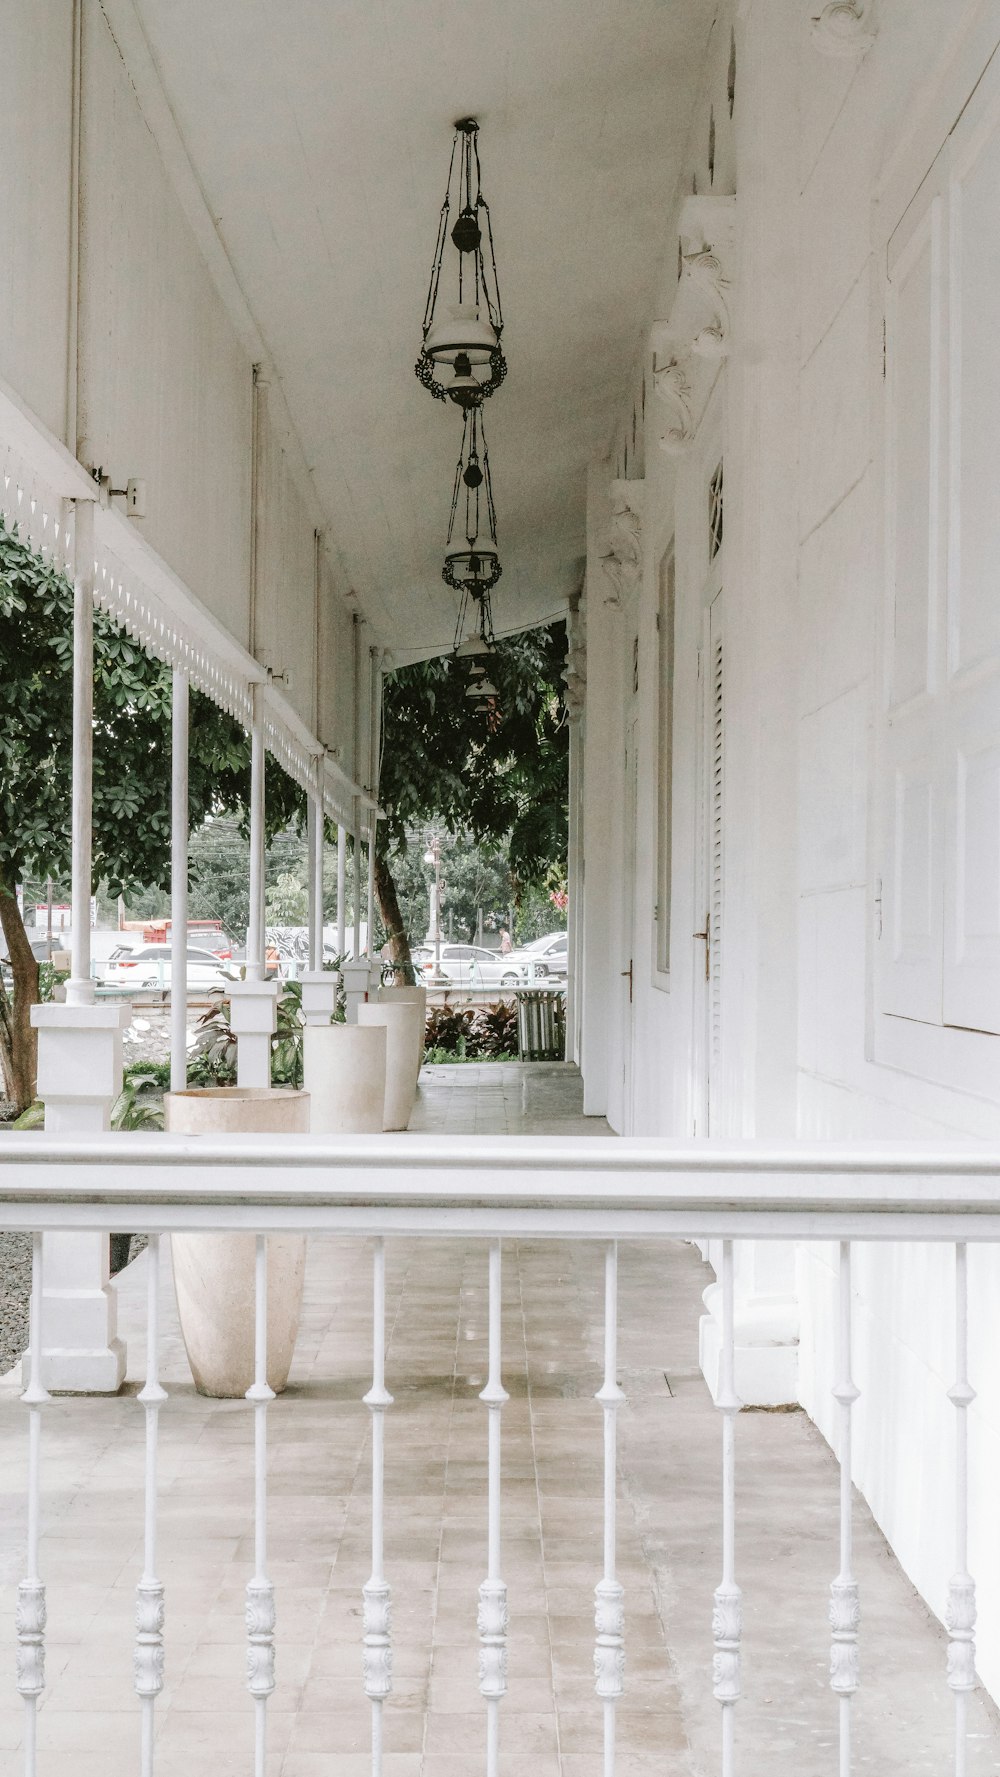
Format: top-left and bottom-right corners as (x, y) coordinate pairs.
(792, 0), (1000, 1706)
(0, 4), (74, 444)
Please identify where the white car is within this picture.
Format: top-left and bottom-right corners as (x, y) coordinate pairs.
(102, 943), (238, 990)
(417, 943), (527, 989)
(507, 931), (569, 980)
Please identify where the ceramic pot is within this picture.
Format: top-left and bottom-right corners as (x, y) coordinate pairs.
(378, 983), (428, 1085)
(303, 1022), (387, 1133)
(357, 1000), (422, 1130)
(164, 1087), (310, 1398)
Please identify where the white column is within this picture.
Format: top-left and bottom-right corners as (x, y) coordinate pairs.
(352, 805), (363, 955)
(31, 496), (127, 1393)
(245, 1236), (275, 1775)
(170, 671), (189, 1095)
(363, 1238), (393, 1774)
(947, 1243), (977, 1772)
(17, 1235), (49, 1776)
(336, 824), (347, 955)
(829, 1242), (860, 1771)
(67, 497), (95, 1008)
(366, 814), (378, 983)
(229, 682), (277, 1086)
(478, 1240), (508, 1777)
(307, 760), (323, 974)
(134, 1236), (167, 1772)
(712, 1241), (741, 1775)
(594, 1242), (625, 1776)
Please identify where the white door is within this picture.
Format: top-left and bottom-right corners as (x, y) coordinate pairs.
(694, 589), (724, 1134)
(621, 704), (639, 1129)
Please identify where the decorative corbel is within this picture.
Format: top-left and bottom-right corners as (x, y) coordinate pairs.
(601, 481), (644, 609)
(652, 353), (695, 455)
(679, 199), (734, 358)
(811, 2), (876, 56)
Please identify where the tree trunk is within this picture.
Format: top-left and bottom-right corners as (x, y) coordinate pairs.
(0, 873), (40, 1113)
(373, 846), (414, 977)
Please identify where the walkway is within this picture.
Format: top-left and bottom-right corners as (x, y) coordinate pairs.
(0, 1064), (997, 1774)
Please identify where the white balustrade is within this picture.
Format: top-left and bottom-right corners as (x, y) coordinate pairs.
(594, 1240), (625, 1777)
(478, 1238), (509, 1777)
(17, 1234), (49, 1777)
(947, 1242), (977, 1775)
(829, 1241), (860, 1775)
(712, 1239), (741, 1776)
(134, 1234), (167, 1772)
(5, 1140), (1000, 1768)
(363, 1237), (393, 1774)
(245, 1235), (276, 1776)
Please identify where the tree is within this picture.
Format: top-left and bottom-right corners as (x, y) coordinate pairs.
(375, 621), (568, 967)
(0, 520), (302, 1111)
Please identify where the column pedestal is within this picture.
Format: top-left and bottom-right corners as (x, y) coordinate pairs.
(227, 979), (279, 1088)
(699, 1241), (799, 1406)
(299, 969), (340, 1028)
(341, 960), (371, 1027)
(29, 1002), (132, 1392)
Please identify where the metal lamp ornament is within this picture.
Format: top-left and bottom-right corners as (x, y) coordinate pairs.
(416, 118), (505, 409)
(444, 406), (501, 597)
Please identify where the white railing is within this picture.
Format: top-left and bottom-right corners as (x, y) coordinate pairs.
(2, 1131), (998, 1776)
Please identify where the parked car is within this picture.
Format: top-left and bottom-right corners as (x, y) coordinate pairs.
(101, 943), (238, 990)
(506, 930), (569, 979)
(417, 943), (528, 989)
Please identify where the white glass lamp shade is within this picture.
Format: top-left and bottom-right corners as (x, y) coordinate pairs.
(424, 304), (498, 368)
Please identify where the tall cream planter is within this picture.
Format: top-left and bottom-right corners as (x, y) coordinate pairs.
(357, 1000), (422, 1130)
(378, 983), (428, 1085)
(164, 1087), (310, 1398)
(303, 1023), (387, 1133)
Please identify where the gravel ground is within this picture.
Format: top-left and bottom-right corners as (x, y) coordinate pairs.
(0, 1233), (31, 1375)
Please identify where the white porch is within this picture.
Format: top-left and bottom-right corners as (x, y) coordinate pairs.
(1, 1067), (997, 1774)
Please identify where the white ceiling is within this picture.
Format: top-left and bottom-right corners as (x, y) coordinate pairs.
(133, 0), (716, 660)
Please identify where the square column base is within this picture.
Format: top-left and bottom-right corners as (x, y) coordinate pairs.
(341, 960), (371, 1026)
(227, 978), (279, 1087)
(699, 1282), (799, 1408)
(299, 969), (340, 1027)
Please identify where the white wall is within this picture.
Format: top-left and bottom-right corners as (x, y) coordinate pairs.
(579, 0), (1000, 1701)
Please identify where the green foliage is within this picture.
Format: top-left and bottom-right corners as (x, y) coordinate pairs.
(271, 980), (304, 1088)
(422, 1000), (519, 1061)
(0, 518), (304, 904)
(186, 981), (307, 1088)
(378, 623), (569, 890)
(111, 1073), (164, 1131)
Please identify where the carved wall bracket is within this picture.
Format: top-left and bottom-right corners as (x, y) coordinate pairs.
(811, 2), (877, 56)
(650, 195), (735, 455)
(601, 480), (644, 608)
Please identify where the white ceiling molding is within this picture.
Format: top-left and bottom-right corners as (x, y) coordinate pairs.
(651, 195), (736, 456)
(601, 480), (645, 610)
(811, 2), (877, 57)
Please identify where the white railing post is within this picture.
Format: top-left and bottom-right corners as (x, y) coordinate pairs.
(479, 1239), (509, 1777)
(245, 1235), (275, 1775)
(336, 824), (347, 957)
(713, 1239), (741, 1777)
(594, 1240), (625, 1777)
(829, 1240), (860, 1775)
(17, 1233), (50, 1777)
(135, 1234), (167, 1771)
(947, 1242), (977, 1774)
(363, 1237), (393, 1774)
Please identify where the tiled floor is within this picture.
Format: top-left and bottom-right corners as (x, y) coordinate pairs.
(0, 1064), (998, 1774)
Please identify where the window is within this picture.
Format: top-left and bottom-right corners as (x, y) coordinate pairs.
(655, 545), (676, 976)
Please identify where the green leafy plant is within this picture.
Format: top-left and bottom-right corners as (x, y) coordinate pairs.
(470, 1001), (519, 1059)
(187, 992), (238, 1086)
(111, 1072), (164, 1132)
(271, 980), (304, 1088)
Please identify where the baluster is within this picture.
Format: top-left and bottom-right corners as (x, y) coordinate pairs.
(363, 1237), (393, 1775)
(245, 1236), (275, 1776)
(18, 1233), (50, 1777)
(478, 1239), (508, 1777)
(829, 1240), (860, 1776)
(946, 1242), (976, 1774)
(135, 1234), (167, 1774)
(712, 1239), (741, 1777)
(594, 1241), (625, 1777)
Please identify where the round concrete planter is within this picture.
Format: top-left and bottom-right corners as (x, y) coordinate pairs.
(303, 1022), (387, 1133)
(164, 1087), (310, 1398)
(357, 1000), (422, 1130)
(378, 983), (428, 1085)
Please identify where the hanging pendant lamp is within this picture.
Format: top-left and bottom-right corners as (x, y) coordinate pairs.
(416, 118), (506, 409)
(444, 406), (502, 600)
